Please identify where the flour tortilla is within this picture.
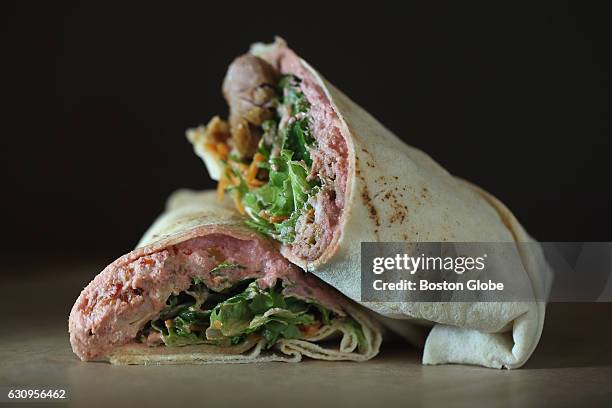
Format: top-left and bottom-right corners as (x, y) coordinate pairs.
(190, 38), (552, 369)
(106, 190), (382, 365)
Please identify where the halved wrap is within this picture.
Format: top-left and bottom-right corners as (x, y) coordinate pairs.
(188, 38), (552, 368)
(68, 190), (382, 364)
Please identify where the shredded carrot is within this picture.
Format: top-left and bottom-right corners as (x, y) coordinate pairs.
(248, 179), (264, 187)
(227, 171), (240, 186)
(259, 211), (288, 223)
(216, 178), (226, 201)
(300, 321), (322, 337)
(246, 153), (265, 185)
(234, 192), (245, 215)
(216, 142), (229, 160)
(218, 152), (267, 215)
(269, 214), (289, 223)
(204, 142), (217, 154)
(204, 141), (230, 162)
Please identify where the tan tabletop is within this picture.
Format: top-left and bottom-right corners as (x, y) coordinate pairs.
(1, 258), (611, 407)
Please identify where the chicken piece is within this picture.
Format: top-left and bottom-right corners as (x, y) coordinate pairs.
(222, 54), (279, 158)
(232, 119), (261, 159)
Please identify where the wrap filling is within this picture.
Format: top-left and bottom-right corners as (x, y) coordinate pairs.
(190, 52), (348, 260)
(69, 233), (370, 361)
(141, 275), (364, 350)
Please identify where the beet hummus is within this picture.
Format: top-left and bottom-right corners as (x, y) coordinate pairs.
(69, 232), (366, 362)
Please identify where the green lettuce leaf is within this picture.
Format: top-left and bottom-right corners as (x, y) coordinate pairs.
(208, 281), (319, 347)
(210, 261), (246, 276)
(231, 75), (318, 244)
(342, 318), (367, 351)
(241, 150), (316, 244)
(149, 278), (355, 350)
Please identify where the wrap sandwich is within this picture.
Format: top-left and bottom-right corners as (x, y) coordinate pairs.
(188, 38), (552, 368)
(68, 190), (382, 364)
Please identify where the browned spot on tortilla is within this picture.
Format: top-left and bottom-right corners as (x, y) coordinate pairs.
(421, 185), (430, 199)
(358, 146), (376, 169)
(387, 190), (408, 225)
(362, 184), (380, 227)
(402, 233), (410, 241)
(355, 158), (380, 236)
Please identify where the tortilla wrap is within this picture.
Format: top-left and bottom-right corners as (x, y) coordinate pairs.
(189, 38), (552, 368)
(68, 190), (382, 364)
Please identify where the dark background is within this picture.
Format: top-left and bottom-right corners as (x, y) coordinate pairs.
(5, 2), (611, 258)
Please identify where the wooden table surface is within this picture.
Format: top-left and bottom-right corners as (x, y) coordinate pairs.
(1, 258), (611, 407)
